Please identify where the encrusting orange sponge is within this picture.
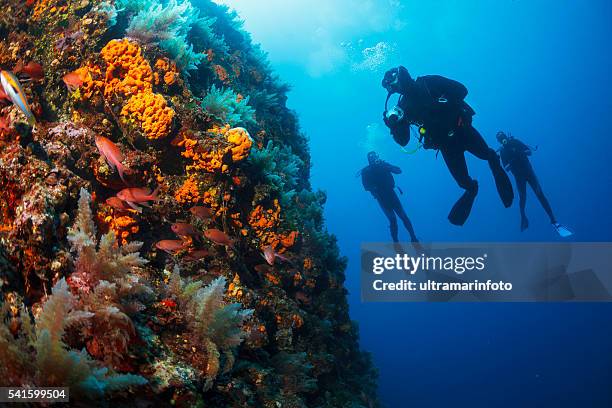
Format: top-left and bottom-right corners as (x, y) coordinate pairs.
(101, 39), (153, 98)
(121, 91), (175, 140)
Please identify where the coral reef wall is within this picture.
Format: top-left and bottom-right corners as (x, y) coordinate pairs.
(0, 0), (379, 406)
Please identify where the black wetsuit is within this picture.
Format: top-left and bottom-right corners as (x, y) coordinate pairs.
(388, 75), (514, 225)
(499, 138), (556, 227)
(361, 161), (417, 242)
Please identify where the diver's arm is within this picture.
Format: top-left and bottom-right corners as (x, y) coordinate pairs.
(384, 163), (402, 174)
(515, 139), (533, 156)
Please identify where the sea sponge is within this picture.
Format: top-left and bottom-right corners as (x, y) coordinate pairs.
(177, 126), (252, 173)
(175, 175), (204, 204)
(101, 39), (153, 98)
(104, 214), (139, 246)
(121, 91), (175, 140)
(248, 199), (298, 250)
(226, 127), (253, 162)
(154, 58), (179, 86)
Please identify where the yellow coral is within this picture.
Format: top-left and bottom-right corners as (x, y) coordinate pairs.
(103, 214), (139, 246)
(175, 175), (204, 204)
(32, 0), (67, 20)
(176, 126), (251, 174)
(247, 200), (298, 250)
(226, 127), (253, 162)
(101, 39), (153, 98)
(121, 91), (174, 140)
(154, 58), (179, 86)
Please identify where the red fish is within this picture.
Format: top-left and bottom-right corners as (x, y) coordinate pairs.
(106, 197), (132, 212)
(254, 264), (274, 274)
(204, 229), (234, 247)
(183, 249), (210, 262)
(155, 240), (187, 254)
(171, 222), (201, 238)
(117, 187), (160, 211)
(189, 205), (212, 220)
(262, 245), (291, 266)
(95, 135), (127, 184)
(160, 298), (177, 308)
(14, 61), (44, 82)
(62, 69), (87, 92)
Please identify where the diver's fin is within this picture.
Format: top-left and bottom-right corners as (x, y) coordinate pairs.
(521, 216), (529, 232)
(448, 183), (478, 226)
(491, 163), (514, 207)
(553, 223), (573, 238)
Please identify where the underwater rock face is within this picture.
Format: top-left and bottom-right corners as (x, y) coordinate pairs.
(0, 0), (379, 407)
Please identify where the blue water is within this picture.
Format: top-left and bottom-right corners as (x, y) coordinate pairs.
(220, 1), (612, 406)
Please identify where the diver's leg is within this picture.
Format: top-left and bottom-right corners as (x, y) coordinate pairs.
(441, 147), (479, 226)
(378, 200), (399, 242)
(391, 193), (418, 242)
(527, 170), (557, 224)
(464, 126), (514, 208)
(516, 177), (529, 231)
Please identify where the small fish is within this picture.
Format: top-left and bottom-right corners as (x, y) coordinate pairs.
(155, 240), (187, 254)
(14, 61), (44, 82)
(189, 206), (212, 220)
(262, 246), (276, 265)
(62, 67), (88, 92)
(183, 249), (210, 262)
(204, 228), (234, 247)
(106, 197), (132, 212)
(254, 264), (274, 274)
(117, 187), (160, 211)
(160, 298), (177, 308)
(171, 222), (201, 238)
(95, 135), (127, 184)
(0, 70), (36, 127)
(262, 245), (291, 266)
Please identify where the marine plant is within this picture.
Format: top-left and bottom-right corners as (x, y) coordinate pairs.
(248, 140), (304, 192)
(123, 0), (227, 73)
(0, 279), (147, 396)
(201, 84), (256, 127)
(68, 188), (148, 288)
(168, 269), (253, 389)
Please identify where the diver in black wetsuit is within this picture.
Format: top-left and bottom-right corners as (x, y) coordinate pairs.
(361, 151), (418, 243)
(496, 131), (570, 236)
(380, 66), (514, 226)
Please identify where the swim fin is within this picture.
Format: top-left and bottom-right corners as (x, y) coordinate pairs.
(521, 215), (529, 232)
(490, 160), (514, 208)
(553, 223), (573, 238)
(448, 181), (478, 226)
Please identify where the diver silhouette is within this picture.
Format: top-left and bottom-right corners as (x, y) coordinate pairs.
(381, 66), (514, 226)
(496, 131), (572, 237)
(361, 152), (419, 243)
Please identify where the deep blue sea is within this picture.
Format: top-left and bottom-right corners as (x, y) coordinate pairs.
(219, 1), (612, 406)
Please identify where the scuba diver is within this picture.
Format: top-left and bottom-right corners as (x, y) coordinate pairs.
(381, 66), (514, 226)
(361, 151), (419, 244)
(496, 131), (572, 237)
